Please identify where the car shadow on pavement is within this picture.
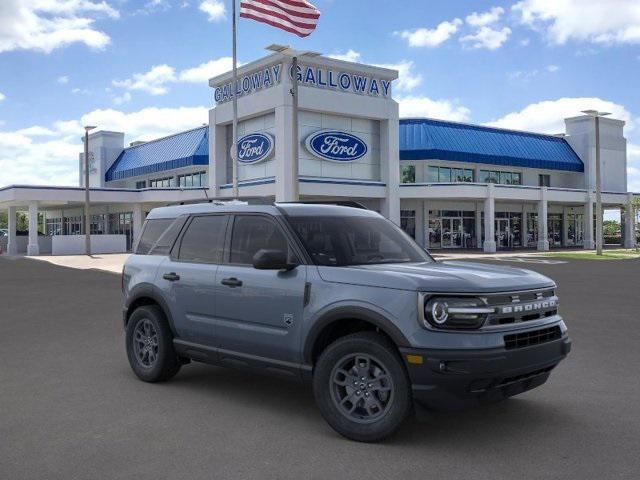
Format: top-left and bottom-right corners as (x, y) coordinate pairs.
(134, 360), (582, 445)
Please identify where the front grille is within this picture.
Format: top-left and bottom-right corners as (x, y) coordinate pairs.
(484, 288), (558, 327)
(504, 326), (562, 350)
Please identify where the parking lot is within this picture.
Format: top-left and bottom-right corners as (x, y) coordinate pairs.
(1, 255), (639, 480)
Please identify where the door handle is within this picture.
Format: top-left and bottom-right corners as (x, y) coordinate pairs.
(163, 272), (180, 282)
(221, 277), (243, 288)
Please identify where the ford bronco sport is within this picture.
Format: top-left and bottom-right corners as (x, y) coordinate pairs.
(122, 203), (570, 442)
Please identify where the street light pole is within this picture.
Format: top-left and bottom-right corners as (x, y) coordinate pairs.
(582, 110), (610, 256)
(83, 125), (96, 256)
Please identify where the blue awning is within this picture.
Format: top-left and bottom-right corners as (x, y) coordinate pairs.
(105, 126), (209, 182)
(399, 118), (584, 172)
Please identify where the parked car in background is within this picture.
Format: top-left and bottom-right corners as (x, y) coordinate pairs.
(121, 203), (571, 442)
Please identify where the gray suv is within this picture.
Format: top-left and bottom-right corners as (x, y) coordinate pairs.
(122, 203), (570, 442)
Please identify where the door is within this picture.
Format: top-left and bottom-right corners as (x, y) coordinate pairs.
(495, 218), (512, 249)
(158, 214), (228, 346)
(214, 214), (306, 363)
(441, 218), (463, 248)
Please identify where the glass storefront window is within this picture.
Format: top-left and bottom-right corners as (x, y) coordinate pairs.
(567, 213), (584, 246)
(548, 214), (563, 247)
(429, 210), (442, 249)
(400, 210), (416, 239)
(480, 170), (521, 185)
(427, 167), (439, 183)
(439, 167), (451, 182)
(401, 165), (416, 184)
(429, 210), (475, 249)
(526, 213), (538, 247)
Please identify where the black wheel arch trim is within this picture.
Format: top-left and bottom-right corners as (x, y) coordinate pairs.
(303, 306), (410, 364)
(124, 284), (178, 336)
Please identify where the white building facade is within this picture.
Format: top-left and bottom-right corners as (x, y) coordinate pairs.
(0, 53), (637, 255)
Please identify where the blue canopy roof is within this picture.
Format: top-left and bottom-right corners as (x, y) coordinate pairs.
(399, 118), (584, 172)
(105, 126), (209, 182)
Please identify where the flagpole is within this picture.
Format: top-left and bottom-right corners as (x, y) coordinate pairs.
(231, 0), (239, 199)
(291, 55), (300, 202)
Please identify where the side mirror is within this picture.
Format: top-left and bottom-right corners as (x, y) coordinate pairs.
(252, 249), (297, 271)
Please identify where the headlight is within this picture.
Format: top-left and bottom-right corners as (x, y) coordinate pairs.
(423, 296), (494, 330)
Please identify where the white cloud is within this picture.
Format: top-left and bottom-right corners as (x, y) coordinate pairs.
(179, 57), (234, 82)
(0, 92), (5, 102)
(513, 0), (640, 45)
(57, 75), (69, 84)
(520, 38), (531, 46)
(113, 64), (177, 95)
(0, 106), (209, 187)
(199, 0), (226, 22)
(486, 97), (635, 134)
(461, 26), (511, 50)
(113, 91), (132, 105)
(546, 64), (560, 72)
(398, 96), (471, 122)
(328, 50), (362, 63)
(374, 60), (422, 93)
(396, 19), (462, 48)
(0, 0), (119, 54)
(466, 7), (504, 27)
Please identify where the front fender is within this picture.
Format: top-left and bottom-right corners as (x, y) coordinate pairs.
(303, 303), (411, 364)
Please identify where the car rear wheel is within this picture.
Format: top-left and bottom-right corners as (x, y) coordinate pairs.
(313, 332), (411, 442)
(126, 305), (180, 382)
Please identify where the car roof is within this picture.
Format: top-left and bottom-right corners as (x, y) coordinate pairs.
(145, 202), (379, 220)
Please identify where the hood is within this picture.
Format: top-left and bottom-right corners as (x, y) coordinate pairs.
(317, 260), (555, 293)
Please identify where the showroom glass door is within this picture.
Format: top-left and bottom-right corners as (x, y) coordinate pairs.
(495, 218), (512, 249)
(441, 218), (463, 248)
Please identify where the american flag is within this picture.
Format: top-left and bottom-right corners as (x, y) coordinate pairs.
(240, 0), (321, 38)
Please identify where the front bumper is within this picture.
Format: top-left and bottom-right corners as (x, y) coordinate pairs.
(400, 334), (571, 411)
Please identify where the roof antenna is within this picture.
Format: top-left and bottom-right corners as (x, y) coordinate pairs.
(202, 186), (211, 202)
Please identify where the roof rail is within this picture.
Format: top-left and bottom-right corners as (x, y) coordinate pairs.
(276, 200), (369, 210)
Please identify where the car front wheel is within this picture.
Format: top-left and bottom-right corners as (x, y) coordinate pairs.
(313, 332), (411, 442)
(126, 305), (181, 383)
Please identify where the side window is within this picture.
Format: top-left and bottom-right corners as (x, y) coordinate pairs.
(229, 215), (290, 265)
(136, 219), (173, 255)
(149, 216), (187, 255)
(177, 215), (227, 263)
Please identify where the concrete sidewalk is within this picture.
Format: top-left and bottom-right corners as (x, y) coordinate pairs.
(26, 253), (130, 274)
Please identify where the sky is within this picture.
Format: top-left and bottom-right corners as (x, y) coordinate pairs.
(0, 0), (639, 195)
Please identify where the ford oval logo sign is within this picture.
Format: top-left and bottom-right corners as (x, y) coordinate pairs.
(305, 131), (368, 163)
(234, 133), (274, 164)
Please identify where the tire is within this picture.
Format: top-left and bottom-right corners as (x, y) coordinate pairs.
(313, 331), (411, 442)
(126, 305), (181, 383)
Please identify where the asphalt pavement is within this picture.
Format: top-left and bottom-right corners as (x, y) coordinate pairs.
(1, 255), (639, 480)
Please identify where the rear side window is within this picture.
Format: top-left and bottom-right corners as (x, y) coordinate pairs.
(149, 216), (188, 256)
(136, 219), (173, 254)
(229, 215), (291, 265)
(177, 215), (227, 263)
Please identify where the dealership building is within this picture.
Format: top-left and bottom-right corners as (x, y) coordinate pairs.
(0, 52), (637, 255)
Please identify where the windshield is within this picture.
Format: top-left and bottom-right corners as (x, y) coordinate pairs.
(287, 215), (433, 266)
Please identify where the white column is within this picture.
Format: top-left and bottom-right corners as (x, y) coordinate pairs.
(132, 204), (144, 248)
(483, 185), (496, 253)
(274, 104), (296, 202)
(624, 193), (636, 248)
(584, 195), (595, 249)
(7, 206), (17, 255)
(422, 200), (429, 249)
(475, 202), (483, 250)
(27, 203), (40, 256)
(380, 118), (401, 226)
(562, 207), (570, 247)
(537, 187), (549, 251)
